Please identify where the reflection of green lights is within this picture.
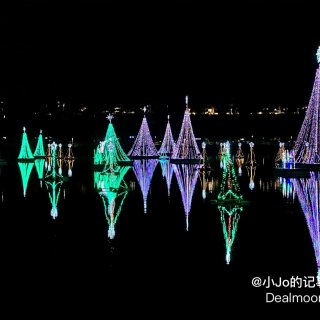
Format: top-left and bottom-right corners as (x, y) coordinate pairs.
(35, 158), (45, 180)
(45, 180), (63, 219)
(218, 205), (243, 264)
(34, 132), (45, 157)
(95, 165), (130, 239)
(18, 162), (34, 197)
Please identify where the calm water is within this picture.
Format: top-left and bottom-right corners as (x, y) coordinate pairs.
(0, 142), (319, 311)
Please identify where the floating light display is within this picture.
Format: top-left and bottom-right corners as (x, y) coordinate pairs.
(294, 172), (320, 284)
(33, 130), (45, 158)
(128, 108), (158, 158)
(158, 115), (175, 158)
(294, 46), (320, 164)
(35, 158), (45, 187)
(235, 142), (244, 175)
(18, 161), (34, 197)
(65, 143), (75, 160)
(172, 96), (202, 161)
(132, 159), (158, 213)
(173, 163), (200, 231)
(246, 142), (257, 191)
(18, 127), (34, 160)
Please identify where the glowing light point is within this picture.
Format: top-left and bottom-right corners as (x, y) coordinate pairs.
(143, 106), (147, 114)
(23, 126), (26, 132)
(107, 114), (113, 122)
(226, 252), (231, 265)
(317, 46), (320, 63)
(185, 95), (188, 105)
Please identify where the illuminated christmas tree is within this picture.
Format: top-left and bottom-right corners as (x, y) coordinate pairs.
(103, 114), (131, 170)
(217, 141), (243, 202)
(128, 108), (158, 158)
(294, 46), (320, 164)
(18, 127), (34, 161)
(95, 166), (130, 239)
(65, 143), (75, 160)
(159, 159), (174, 198)
(33, 130), (45, 158)
(235, 142), (244, 175)
(18, 161), (34, 197)
(218, 204), (243, 264)
(173, 163), (200, 231)
(158, 115), (175, 158)
(294, 172), (320, 285)
(172, 96), (202, 162)
(132, 159), (158, 213)
(246, 142), (257, 191)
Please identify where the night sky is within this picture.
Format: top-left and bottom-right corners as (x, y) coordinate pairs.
(1, 0), (320, 110)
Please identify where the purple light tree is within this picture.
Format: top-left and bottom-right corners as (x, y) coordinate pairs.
(294, 46), (320, 164)
(128, 107), (158, 158)
(294, 172), (320, 284)
(173, 163), (200, 231)
(132, 159), (158, 213)
(172, 96), (202, 162)
(158, 115), (175, 158)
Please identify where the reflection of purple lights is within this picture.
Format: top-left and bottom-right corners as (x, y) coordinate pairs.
(173, 164), (200, 230)
(294, 172), (320, 279)
(128, 116), (158, 157)
(294, 63), (320, 163)
(159, 159), (174, 197)
(132, 159), (158, 213)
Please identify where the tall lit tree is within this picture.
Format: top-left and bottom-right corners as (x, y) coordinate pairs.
(172, 96), (202, 161)
(33, 130), (45, 158)
(294, 46), (320, 164)
(18, 127), (34, 160)
(128, 108), (158, 158)
(158, 115), (175, 158)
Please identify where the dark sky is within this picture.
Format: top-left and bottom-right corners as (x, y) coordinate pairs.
(1, 0), (320, 110)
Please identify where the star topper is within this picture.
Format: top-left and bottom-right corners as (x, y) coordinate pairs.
(23, 126), (26, 132)
(317, 46), (320, 63)
(107, 114), (114, 122)
(142, 106), (147, 113)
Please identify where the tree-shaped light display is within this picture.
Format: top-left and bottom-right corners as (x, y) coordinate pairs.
(132, 159), (158, 213)
(294, 46), (320, 164)
(246, 142), (257, 191)
(217, 142), (243, 202)
(45, 142), (63, 219)
(294, 172), (320, 284)
(158, 115), (175, 158)
(173, 163), (200, 231)
(172, 96), (202, 162)
(159, 159), (174, 198)
(35, 158), (45, 187)
(218, 204), (243, 264)
(128, 108), (158, 158)
(18, 127), (34, 161)
(33, 130), (45, 158)
(235, 142), (244, 175)
(95, 166), (130, 239)
(18, 161), (34, 197)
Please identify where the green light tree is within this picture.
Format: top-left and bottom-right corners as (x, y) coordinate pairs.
(18, 127), (34, 160)
(34, 130), (45, 158)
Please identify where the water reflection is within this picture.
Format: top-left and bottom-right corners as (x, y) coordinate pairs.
(173, 163), (200, 231)
(18, 162), (34, 197)
(246, 142), (257, 191)
(94, 166), (130, 239)
(132, 159), (158, 213)
(159, 159), (174, 199)
(294, 172), (320, 283)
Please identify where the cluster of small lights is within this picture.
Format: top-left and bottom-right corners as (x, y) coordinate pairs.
(132, 159), (158, 213)
(158, 115), (175, 157)
(128, 114), (158, 158)
(173, 163), (200, 231)
(172, 97), (202, 160)
(294, 172), (320, 280)
(294, 47), (320, 163)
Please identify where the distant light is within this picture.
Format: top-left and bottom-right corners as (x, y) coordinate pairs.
(317, 46), (320, 63)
